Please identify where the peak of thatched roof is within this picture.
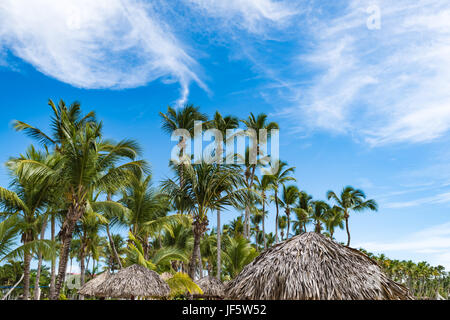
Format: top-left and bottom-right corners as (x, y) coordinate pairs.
(196, 277), (225, 298)
(78, 271), (111, 297)
(225, 232), (413, 300)
(96, 265), (170, 299)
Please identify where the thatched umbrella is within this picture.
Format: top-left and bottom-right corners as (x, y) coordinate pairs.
(225, 232), (413, 300)
(195, 277), (225, 299)
(96, 265), (170, 299)
(78, 271), (111, 297)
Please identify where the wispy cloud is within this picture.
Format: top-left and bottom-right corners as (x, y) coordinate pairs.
(0, 0), (206, 106)
(384, 192), (450, 209)
(185, 0), (297, 34)
(356, 222), (450, 269)
(281, 0), (450, 146)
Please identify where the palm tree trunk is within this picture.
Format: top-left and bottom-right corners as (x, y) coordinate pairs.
(23, 248), (32, 300)
(197, 242), (203, 279)
(216, 209), (222, 280)
(286, 209), (291, 239)
(345, 213), (351, 246)
(262, 200), (267, 250)
(49, 214), (56, 299)
(189, 227), (201, 280)
(52, 203), (84, 300)
(244, 206), (250, 240)
(79, 246), (86, 301)
(33, 217), (48, 300)
(275, 190), (280, 243)
(106, 225), (122, 269)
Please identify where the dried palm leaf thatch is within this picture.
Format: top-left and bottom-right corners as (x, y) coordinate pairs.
(96, 265), (170, 299)
(195, 277), (225, 299)
(78, 271), (111, 297)
(225, 232), (413, 300)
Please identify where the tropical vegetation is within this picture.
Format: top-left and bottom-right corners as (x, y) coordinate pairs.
(0, 101), (448, 300)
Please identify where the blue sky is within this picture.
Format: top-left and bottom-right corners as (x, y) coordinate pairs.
(1, 0), (450, 269)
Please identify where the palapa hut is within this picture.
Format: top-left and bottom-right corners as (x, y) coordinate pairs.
(194, 277), (225, 299)
(78, 271), (111, 297)
(225, 232), (413, 300)
(96, 265), (170, 299)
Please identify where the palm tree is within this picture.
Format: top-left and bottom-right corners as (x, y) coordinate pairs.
(74, 210), (107, 299)
(278, 215), (288, 241)
(292, 191), (313, 234)
(310, 201), (330, 234)
(14, 107), (146, 299)
(162, 163), (246, 280)
(250, 206), (266, 251)
(206, 111), (239, 280)
(102, 234), (126, 272)
(222, 235), (258, 279)
(0, 215), (20, 263)
(254, 175), (274, 249)
(159, 105), (208, 202)
(324, 206), (345, 239)
(240, 113), (279, 239)
(279, 185), (299, 239)
(120, 170), (189, 262)
(0, 146), (56, 300)
(224, 216), (245, 239)
(268, 161), (295, 243)
(327, 186), (378, 246)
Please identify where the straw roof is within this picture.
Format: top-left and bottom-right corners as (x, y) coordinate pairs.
(225, 232), (413, 300)
(78, 271), (111, 297)
(96, 265), (170, 299)
(195, 277), (225, 298)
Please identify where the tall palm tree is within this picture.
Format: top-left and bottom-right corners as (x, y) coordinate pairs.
(254, 175), (274, 249)
(0, 146), (56, 300)
(279, 185), (299, 239)
(15, 109), (146, 299)
(241, 113), (279, 239)
(206, 111), (239, 280)
(327, 186), (378, 246)
(162, 163), (246, 280)
(159, 104), (208, 206)
(268, 161), (295, 243)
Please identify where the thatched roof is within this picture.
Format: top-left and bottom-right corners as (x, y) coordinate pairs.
(78, 271), (111, 297)
(195, 277), (225, 298)
(225, 232), (413, 300)
(96, 265), (170, 299)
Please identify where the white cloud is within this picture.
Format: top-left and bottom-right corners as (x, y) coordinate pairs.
(185, 0), (297, 33)
(0, 0), (206, 105)
(356, 222), (450, 269)
(384, 192), (450, 209)
(281, 0), (450, 146)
